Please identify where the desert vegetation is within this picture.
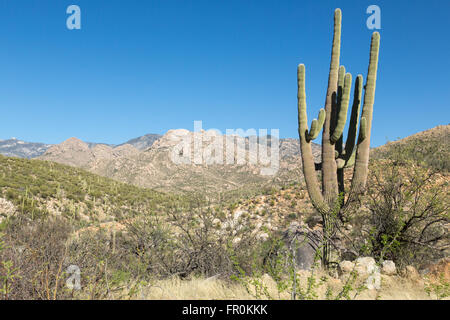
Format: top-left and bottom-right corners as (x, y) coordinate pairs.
(0, 8), (448, 300)
(0, 142), (448, 300)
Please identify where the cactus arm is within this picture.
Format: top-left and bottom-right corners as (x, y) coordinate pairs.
(359, 117), (367, 141)
(330, 65), (346, 146)
(343, 74), (363, 159)
(297, 64), (329, 214)
(336, 150), (356, 169)
(321, 8), (341, 204)
(336, 158), (345, 169)
(351, 32), (380, 194)
(306, 108), (325, 141)
(308, 119), (319, 141)
(333, 66), (348, 197)
(334, 65), (346, 126)
(331, 72), (352, 143)
(338, 65), (346, 88)
(345, 150), (356, 168)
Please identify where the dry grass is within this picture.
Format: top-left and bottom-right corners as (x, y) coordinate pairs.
(137, 277), (254, 300)
(118, 272), (435, 300)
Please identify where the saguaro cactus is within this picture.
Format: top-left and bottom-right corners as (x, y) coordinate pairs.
(297, 9), (380, 266)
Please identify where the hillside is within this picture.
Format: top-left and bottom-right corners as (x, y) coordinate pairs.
(0, 155), (180, 227)
(372, 124), (450, 171)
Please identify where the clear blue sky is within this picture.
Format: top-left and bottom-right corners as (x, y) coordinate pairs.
(0, 0), (448, 146)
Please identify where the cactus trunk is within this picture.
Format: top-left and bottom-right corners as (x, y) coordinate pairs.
(321, 9), (341, 206)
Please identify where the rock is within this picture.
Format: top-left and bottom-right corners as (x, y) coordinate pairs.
(354, 257), (380, 289)
(405, 265), (419, 280)
(295, 242), (319, 270)
(382, 260), (396, 275)
(366, 269), (381, 290)
(257, 232), (269, 241)
(339, 261), (355, 273)
(233, 210), (244, 221)
(355, 257), (376, 276)
(0, 198), (16, 223)
(282, 222), (322, 271)
(340, 249), (358, 262)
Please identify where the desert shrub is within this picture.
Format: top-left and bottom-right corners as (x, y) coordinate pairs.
(121, 195), (262, 281)
(66, 229), (132, 299)
(0, 216), (72, 299)
(352, 159), (449, 269)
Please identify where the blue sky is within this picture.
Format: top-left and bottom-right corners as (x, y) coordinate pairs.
(0, 0), (448, 146)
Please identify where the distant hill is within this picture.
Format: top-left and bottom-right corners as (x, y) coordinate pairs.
(0, 138), (51, 159)
(118, 134), (162, 151)
(0, 155), (177, 225)
(372, 124), (450, 171)
(0, 133), (162, 159)
(39, 137), (140, 169)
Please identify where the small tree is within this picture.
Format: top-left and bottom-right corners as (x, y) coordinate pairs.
(360, 156), (449, 269)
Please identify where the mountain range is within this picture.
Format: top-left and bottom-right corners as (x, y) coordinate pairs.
(37, 130), (320, 197)
(0, 138), (52, 158)
(0, 134), (163, 159)
(3, 125), (447, 197)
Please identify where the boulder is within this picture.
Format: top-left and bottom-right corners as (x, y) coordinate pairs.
(366, 270), (381, 290)
(404, 265), (420, 280)
(354, 257), (380, 290)
(355, 257), (376, 276)
(282, 222), (321, 270)
(339, 261), (355, 273)
(381, 260), (396, 275)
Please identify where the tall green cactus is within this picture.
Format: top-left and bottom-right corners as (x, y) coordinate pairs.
(297, 9), (380, 266)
